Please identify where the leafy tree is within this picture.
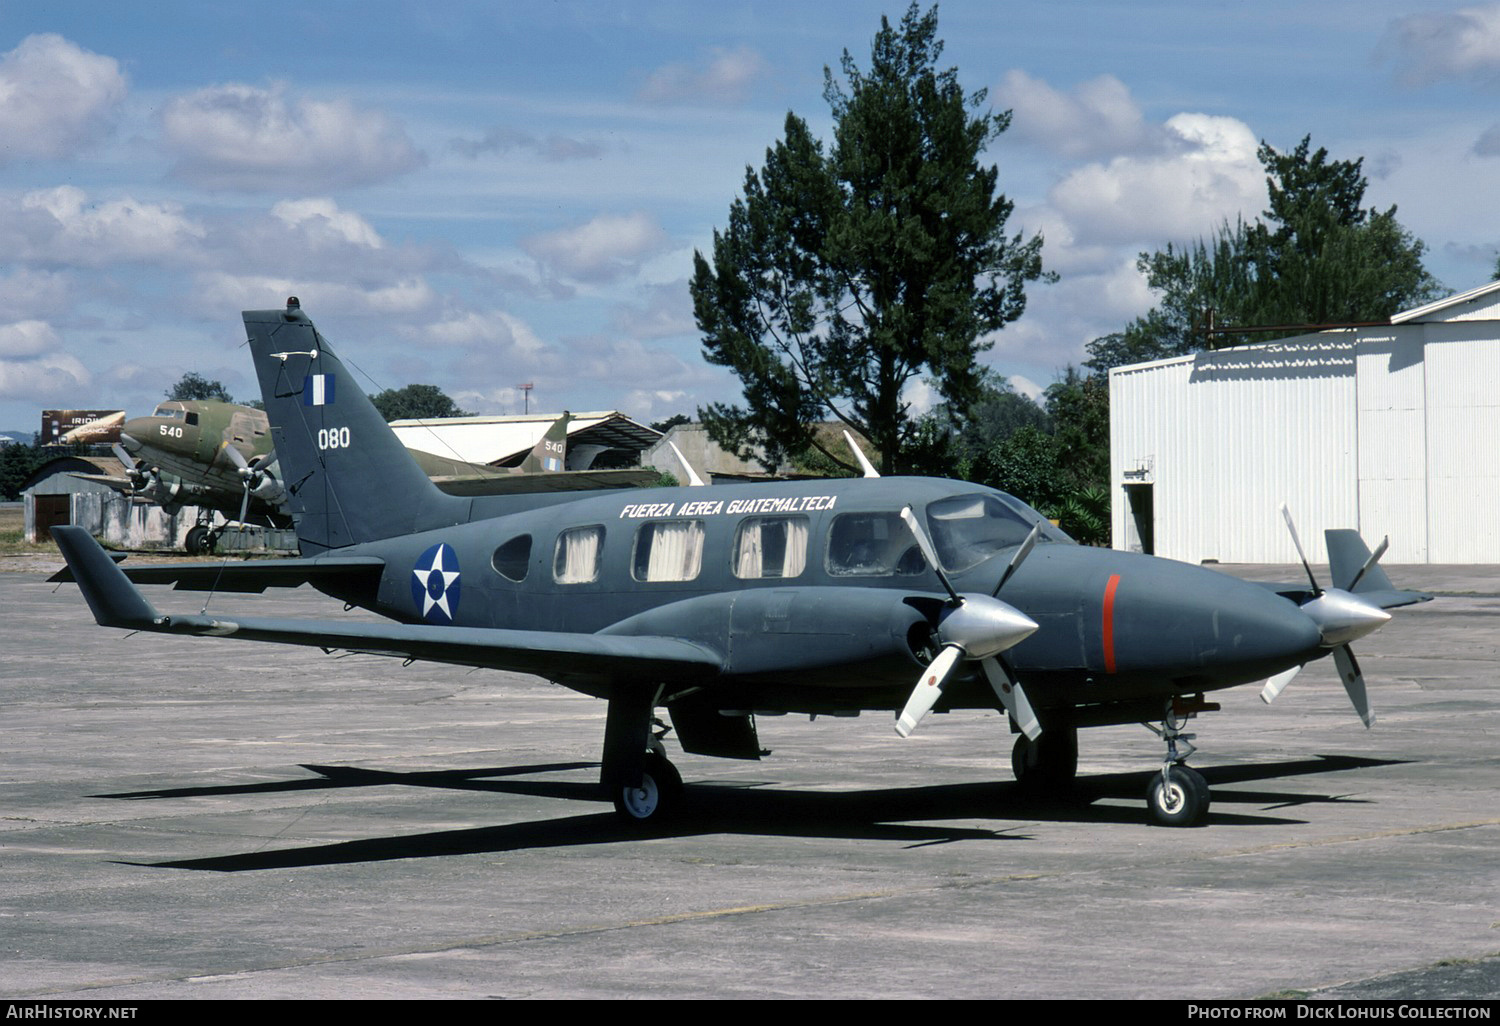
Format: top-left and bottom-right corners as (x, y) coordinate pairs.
(1087, 135), (1442, 372)
(691, 3), (1051, 474)
(650, 413), (692, 433)
(166, 372), (234, 403)
(369, 384), (474, 422)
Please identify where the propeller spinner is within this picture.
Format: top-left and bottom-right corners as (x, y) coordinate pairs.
(1264, 505), (1391, 727)
(894, 506), (1041, 740)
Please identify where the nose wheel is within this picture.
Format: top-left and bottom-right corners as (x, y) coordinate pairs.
(1142, 698), (1212, 826)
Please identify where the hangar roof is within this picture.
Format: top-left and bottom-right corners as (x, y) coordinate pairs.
(389, 411), (660, 467)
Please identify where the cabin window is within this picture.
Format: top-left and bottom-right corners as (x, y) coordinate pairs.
(492, 534), (532, 582)
(826, 512), (927, 577)
(732, 516), (808, 579)
(925, 494), (1048, 572)
(632, 520), (705, 582)
(185, 412), (199, 426)
(553, 525), (604, 584)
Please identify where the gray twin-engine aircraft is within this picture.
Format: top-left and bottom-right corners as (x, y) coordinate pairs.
(54, 300), (1428, 827)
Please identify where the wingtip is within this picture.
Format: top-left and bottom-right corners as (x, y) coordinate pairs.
(52, 526), (160, 629)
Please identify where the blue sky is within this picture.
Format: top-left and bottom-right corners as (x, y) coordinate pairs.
(2, 1), (1498, 433)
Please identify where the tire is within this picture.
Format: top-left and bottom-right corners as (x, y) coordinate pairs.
(611, 751), (683, 824)
(1011, 728), (1078, 793)
(184, 525), (209, 555)
(1146, 764), (1209, 827)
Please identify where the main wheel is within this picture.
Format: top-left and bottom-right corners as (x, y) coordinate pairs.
(611, 751), (683, 825)
(1011, 728), (1078, 793)
(1146, 764), (1209, 826)
(184, 525), (212, 555)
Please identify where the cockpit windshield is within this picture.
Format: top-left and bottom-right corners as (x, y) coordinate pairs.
(152, 404), (187, 420)
(924, 493), (1072, 573)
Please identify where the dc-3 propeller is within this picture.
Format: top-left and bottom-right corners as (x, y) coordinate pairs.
(111, 442), (177, 505)
(894, 506), (1043, 741)
(1263, 504), (1392, 727)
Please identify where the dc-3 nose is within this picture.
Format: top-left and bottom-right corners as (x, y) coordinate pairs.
(117, 427), (144, 455)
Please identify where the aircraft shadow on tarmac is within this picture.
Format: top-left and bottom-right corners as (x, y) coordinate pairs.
(90, 754), (1405, 872)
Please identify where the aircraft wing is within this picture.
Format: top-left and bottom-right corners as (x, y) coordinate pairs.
(53, 526), (722, 689)
(68, 472), (137, 495)
(1244, 578), (1432, 610)
(50, 554), (386, 594)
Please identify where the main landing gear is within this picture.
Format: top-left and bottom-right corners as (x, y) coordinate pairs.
(601, 684), (684, 826)
(1142, 697), (1214, 826)
(1011, 726), (1078, 793)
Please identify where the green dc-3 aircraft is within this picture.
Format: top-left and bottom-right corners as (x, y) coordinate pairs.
(54, 299), (1430, 827)
(82, 394), (653, 554)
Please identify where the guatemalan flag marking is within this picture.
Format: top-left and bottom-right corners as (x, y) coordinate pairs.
(304, 373), (336, 406)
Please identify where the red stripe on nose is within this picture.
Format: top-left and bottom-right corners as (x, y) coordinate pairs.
(1102, 573), (1121, 673)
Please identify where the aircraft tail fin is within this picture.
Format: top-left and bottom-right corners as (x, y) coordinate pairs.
(518, 411), (570, 474)
(243, 299), (464, 553)
(1325, 529), (1432, 609)
(52, 526), (161, 628)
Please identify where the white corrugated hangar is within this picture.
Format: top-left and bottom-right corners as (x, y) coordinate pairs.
(1109, 280), (1500, 565)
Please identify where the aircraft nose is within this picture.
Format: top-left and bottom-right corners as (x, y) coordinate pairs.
(118, 428), (143, 454)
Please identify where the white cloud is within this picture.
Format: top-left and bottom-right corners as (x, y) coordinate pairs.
(162, 82), (425, 191)
(8, 186), (206, 267)
(0, 320), (62, 358)
(0, 34), (125, 162)
(414, 309), (548, 355)
(272, 198), (384, 249)
(190, 272), (435, 318)
(994, 70), (1151, 159)
(638, 46), (769, 105)
(1048, 113), (1265, 245)
(1381, 4), (1500, 86)
(522, 212), (672, 284)
(449, 126), (604, 162)
(0, 351), (91, 402)
(0, 270), (70, 320)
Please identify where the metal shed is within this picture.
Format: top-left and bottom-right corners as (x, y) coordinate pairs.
(1109, 280), (1500, 564)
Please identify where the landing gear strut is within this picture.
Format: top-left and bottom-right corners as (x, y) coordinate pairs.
(1011, 725), (1077, 793)
(1143, 698), (1211, 826)
(601, 685), (683, 825)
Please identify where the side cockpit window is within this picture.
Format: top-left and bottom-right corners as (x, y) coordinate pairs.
(826, 512), (926, 577)
(925, 493), (1048, 572)
(553, 525), (603, 584)
(733, 516), (808, 579)
(632, 520), (705, 582)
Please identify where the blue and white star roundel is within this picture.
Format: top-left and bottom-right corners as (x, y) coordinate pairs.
(410, 543), (461, 624)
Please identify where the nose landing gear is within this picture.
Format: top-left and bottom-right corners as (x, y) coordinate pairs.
(1143, 697), (1214, 826)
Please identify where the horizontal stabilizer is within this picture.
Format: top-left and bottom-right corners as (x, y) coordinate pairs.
(1325, 529), (1432, 609)
(50, 554), (385, 593)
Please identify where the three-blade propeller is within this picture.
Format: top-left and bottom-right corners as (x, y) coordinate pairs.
(1264, 505), (1391, 727)
(893, 506), (1042, 740)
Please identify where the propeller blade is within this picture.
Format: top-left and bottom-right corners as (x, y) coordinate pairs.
(1332, 645), (1375, 728)
(980, 656), (1041, 741)
(1280, 503), (1321, 596)
(895, 644), (963, 738)
(1346, 536), (1390, 593)
(994, 522), (1042, 596)
(222, 442), (250, 473)
(1260, 663), (1304, 704)
(899, 505), (960, 605)
(110, 442), (138, 472)
(237, 482), (251, 525)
